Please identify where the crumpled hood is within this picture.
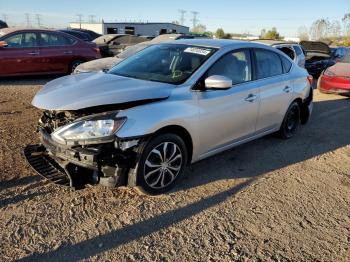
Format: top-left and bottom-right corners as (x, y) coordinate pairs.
(32, 72), (173, 111)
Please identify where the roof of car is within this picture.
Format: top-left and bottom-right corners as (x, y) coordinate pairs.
(252, 39), (298, 46)
(162, 38), (261, 49)
(0, 27), (57, 34)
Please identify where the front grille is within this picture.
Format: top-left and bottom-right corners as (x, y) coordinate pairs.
(24, 144), (71, 187)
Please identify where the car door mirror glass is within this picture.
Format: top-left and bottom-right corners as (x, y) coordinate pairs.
(205, 75), (232, 90)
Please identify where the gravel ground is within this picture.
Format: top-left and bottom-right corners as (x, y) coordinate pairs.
(0, 78), (349, 262)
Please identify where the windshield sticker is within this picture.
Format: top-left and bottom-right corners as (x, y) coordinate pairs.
(184, 47), (211, 56)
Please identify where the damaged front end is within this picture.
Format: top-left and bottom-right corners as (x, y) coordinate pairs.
(24, 109), (143, 189)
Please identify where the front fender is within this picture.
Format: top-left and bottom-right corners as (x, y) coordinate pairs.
(116, 99), (199, 140)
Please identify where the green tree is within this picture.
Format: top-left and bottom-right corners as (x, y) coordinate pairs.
(264, 27), (282, 39)
(342, 13), (350, 36)
(215, 28), (225, 39)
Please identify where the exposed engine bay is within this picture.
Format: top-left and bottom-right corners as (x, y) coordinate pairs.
(25, 107), (148, 189)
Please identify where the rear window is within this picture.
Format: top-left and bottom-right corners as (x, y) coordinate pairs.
(280, 55), (292, 73)
(255, 49), (283, 79)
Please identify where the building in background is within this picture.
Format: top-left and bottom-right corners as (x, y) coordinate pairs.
(69, 21), (189, 36)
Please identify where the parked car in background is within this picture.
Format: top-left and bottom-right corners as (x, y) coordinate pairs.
(0, 20), (8, 29)
(68, 28), (101, 40)
(28, 39), (313, 193)
(0, 28), (100, 77)
(332, 46), (349, 62)
(253, 40), (306, 68)
(300, 41), (335, 78)
(318, 53), (350, 96)
(74, 34), (212, 73)
(93, 34), (149, 57)
(57, 29), (92, 42)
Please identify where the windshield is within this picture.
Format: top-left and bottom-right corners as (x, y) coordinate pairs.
(109, 44), (216, 84)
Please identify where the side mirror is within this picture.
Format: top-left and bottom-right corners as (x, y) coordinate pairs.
(0, 41), (8, 48)
(205, 75), (232, 89)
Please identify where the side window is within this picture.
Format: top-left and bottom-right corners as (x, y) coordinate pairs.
(4, 33), (38, 48)
(255, 49), (283, 79)
(280, 55), (292, 73)
(207, 50), (252, 85)
(22, 33), (38, 47)
(4, 33), (22, 47)
(40, 33), (70, 46)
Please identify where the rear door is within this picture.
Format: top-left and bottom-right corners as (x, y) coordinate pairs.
(0, 32), (41, 75)
(253, 48), (293, 132)
(38, 32), (75, 73)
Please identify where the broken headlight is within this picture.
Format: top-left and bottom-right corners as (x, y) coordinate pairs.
(52, 117), (126, 143)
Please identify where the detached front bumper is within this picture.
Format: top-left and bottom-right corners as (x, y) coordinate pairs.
(24, 128), (140, 189)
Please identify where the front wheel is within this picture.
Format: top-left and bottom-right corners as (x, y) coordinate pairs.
(278, 101), (301, 139)
(136, 134), (188, 194)
(69, 60), (84, 74)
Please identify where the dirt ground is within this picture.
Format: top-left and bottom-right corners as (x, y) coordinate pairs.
(0, 77), (350, 262)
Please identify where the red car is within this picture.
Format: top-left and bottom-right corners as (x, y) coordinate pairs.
(0, 28), (100, 77)
(318, 59), (350, 96)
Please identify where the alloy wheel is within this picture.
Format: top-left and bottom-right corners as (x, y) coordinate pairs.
(143, 142), (183, 189)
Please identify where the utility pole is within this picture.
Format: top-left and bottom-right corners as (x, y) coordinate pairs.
(35, 14), (41, 28)
(2, 14), (8, 23)
(178, 9), (186, 25)
(191, 11), (199, 29)
(76, 14), (83, 28)
(24, 13), (30, 27)
(88, 15), (96, 23)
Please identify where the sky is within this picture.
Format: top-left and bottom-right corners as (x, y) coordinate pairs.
(0, 0), (349, 37)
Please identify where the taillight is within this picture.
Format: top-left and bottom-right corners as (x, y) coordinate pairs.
(93, 47), (100, 57)
(323, 68), (335, 77)
(307, 75), (313, 86)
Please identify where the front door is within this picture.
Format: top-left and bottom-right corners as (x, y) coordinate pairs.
(0, 32), (41, 76)
(196, 49), (260, 157)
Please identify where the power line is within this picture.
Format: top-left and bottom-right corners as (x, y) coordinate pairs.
(191, 11), (199, 28)
(76, 14), (83, 28)
(178, 9), (186, 25)
(2, 14), (8, 23)
(24, 13), (30, 27)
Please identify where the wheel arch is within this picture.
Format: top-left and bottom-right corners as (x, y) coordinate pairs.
(152, 125), (194, 164)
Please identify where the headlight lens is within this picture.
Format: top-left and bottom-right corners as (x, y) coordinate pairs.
(52, 117), (126, 142)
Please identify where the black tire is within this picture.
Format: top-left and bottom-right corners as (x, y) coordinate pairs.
(136, 134), (188, 194)
(278, 101), (301, 139)
(69, 60), (84, 74)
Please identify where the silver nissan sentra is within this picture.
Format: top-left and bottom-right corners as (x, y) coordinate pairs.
(27, 39), (313, 194)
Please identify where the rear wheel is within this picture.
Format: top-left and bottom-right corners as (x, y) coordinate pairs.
(279, 101), (301, 139)
(136, 134), (188, 194)
(69, 60), (84, 74)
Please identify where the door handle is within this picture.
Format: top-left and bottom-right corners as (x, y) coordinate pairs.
(245, 94), (257, 102)
(283, 86), (292, 93)
(28, 51), (40, 55)
(63, 50), (72, 54)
